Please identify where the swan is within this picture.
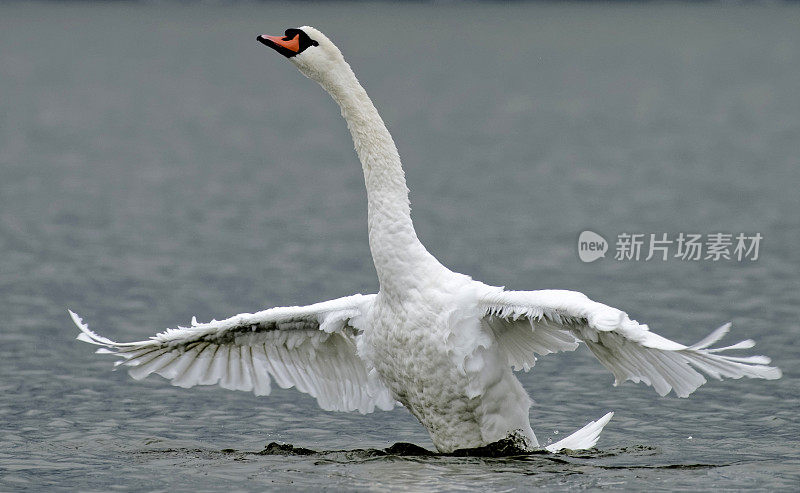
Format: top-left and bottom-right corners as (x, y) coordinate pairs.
(72, 26), (781, 454)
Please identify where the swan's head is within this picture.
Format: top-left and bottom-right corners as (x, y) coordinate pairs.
(257, 26), (346, 83)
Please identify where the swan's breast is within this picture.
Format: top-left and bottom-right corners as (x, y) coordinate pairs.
(365, 300), (481, 449)
(362, 283), (519, 451)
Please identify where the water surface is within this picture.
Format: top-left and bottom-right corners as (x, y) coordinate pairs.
(1, 1), (799, 490)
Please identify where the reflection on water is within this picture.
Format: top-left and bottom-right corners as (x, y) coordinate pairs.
(1, 0), (798, 490)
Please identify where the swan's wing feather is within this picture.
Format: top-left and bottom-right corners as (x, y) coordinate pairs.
(480, 289), (781, 397)
(482, 313), (580, 372)
(72, 293), (396, 413)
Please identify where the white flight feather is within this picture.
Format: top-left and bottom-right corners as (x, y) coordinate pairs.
(70, 294), (396, 414)
(480, 290), (781, 398)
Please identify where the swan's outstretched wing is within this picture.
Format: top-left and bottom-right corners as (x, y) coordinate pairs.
(72, 293), (396, 413)
(479, 289), (781, 397)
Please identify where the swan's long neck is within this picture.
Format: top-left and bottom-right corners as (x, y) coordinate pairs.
(316, 61), (445, 294)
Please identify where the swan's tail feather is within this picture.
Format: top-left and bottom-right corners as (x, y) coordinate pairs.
(544, 412), (614, 453)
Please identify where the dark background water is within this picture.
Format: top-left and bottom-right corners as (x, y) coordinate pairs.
(1, 1), (798, 490)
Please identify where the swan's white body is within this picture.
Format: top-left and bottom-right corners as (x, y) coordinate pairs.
(73, 26), (781, 453)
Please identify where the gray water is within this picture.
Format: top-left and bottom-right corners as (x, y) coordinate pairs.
(2, 1), (799, 490)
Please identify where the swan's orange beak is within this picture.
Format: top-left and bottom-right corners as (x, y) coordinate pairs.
(258, 33), (301, 57)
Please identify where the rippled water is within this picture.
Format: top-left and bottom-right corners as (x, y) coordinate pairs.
(2, 1), (799, 490)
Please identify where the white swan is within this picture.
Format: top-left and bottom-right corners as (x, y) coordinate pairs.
(72, 26), (781, 454)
